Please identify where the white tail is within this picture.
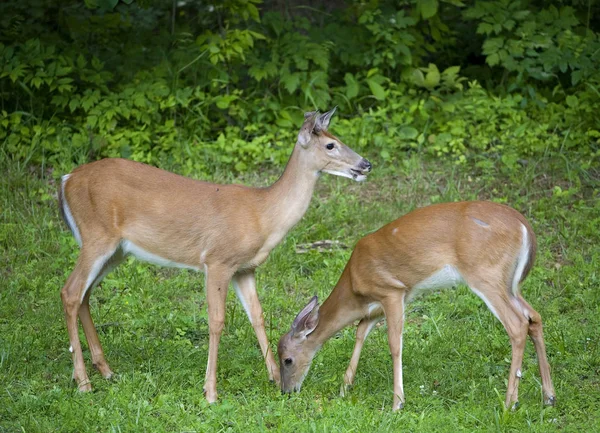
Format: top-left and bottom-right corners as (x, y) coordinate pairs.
(277, 201), (556, 411)
(58, 108), (372, 402)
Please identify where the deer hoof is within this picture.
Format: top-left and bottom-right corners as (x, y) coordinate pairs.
(204, 388), (218, 404)
(93, 362), (114, 380)
(77, 380), (92, 392)
(392, 402), (404, 412)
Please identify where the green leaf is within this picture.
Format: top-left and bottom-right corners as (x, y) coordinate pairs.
(77, 54), (86, 69)
(133, 95), (146, 108)
(513, 10), (530, 20)
(504, 19), (516, 30)
(366, 68), (379, 78)
(69, 98), (79, 113)
(91, 57), (103, 71)
(247, 4), (260, 22)
(443, 66), (460, 77)
(276, 117), (293, 127)
(487, 53), (500, 66)
(281, 73), (300, 94)
(424, 64), (440, 88)
(418, 0), (438, 19)
(559, 61), (568, 74)
(31, 76), (43, 89)
(9, 65), (25, 82)
(81, 95), (97, 112)
(97, 0), (118, 10)
(482, 38), (504, 54)
(412, 69), (425, 87)
(366, 79), (386, 100)
(249, 66), (267, 82)
(87, 115), (98, 128)
(344, 73), (359, 99)
(565, 95), (579, 108)
(477, 23), (493, 35)
(399, 126), (419, 140)
(215, 96), (231, 109)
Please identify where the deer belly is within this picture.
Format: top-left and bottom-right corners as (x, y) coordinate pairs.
(121, 239), (201, 271)
(408, 264), (464, 301)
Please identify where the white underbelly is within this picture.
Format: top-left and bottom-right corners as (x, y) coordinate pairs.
(408, 264), (464, 301)
(121, 240), (200, 271)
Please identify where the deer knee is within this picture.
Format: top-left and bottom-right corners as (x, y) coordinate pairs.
(252, 313), (265, 330)
(511, 319), (529, 344)
(209, 318), (225, 335)
(512, 332), (528, 348)
(61, 286), (82, 312)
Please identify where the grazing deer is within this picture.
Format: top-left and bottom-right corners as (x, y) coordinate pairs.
(58, 108), (372, 402)
(278, 201), (556, 411)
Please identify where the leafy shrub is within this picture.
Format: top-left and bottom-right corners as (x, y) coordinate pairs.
(464, 1), (600, 97)
(0, 0), (598, 174)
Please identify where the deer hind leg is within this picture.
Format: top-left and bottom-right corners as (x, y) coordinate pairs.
(341, 307), (384, 396)
(78, 248), (124, 380)
(232, 271), (280, 385)
(61, 242), (120, 391)
(515, 295), (556, 405)
(469, 284), (529, 409)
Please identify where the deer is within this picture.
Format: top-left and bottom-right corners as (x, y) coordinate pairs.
(277, 201), (556, 411)
(57, 108), (372, 402)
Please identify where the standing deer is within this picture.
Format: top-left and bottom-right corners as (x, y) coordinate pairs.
(278, 201), (556, 410)
(58, 108), (372, 402)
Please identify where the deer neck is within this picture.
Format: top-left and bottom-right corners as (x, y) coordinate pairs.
(307, 267), (362, 352)
(263, 144), (320, 235)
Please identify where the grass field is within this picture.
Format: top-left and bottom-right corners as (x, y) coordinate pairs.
(1, 153), (599, 432)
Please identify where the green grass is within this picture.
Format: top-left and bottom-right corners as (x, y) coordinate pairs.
(1, 153), (599, 432)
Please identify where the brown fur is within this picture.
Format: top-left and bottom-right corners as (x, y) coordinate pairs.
(58, 109), (371, 401)
(278, 201), (556, 410)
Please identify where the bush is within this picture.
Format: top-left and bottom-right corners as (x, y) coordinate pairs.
(0, 0), (598, 174)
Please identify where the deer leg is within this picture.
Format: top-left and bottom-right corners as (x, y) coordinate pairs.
(516, 295), (556, 405)
(381, 294), (406, 411)
(204, 265), (233, 403)
(341, 312), (383, 396)
(78, 250), (123, 380)
(232, 271), (280, 384)
(79, 291), (113, 379)
(470, 286), (529, 409)
(61, 243), (118, 391)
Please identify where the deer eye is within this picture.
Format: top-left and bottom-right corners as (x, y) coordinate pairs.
(326, 142), (335, 150)
(284, 358), (293, 366)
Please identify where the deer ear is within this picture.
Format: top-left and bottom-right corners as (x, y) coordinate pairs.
(291, 296), (319, 338)
(297, 111), (319, 148)
(314, 106), (337, 133)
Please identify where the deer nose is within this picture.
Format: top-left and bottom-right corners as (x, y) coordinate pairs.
(360, 159), (372, 173)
